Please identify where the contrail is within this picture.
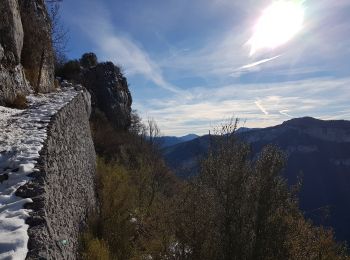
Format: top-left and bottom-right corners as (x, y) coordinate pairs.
(254, 100), (269, 115)
(280, 110), (293, 117)
(239, 55), (281, 70)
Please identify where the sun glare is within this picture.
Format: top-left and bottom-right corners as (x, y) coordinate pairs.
(248, 1), (305, 55)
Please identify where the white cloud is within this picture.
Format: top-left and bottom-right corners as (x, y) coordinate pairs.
(63, 0), (350, 136)
(279, 110), (293, 118)
(136, 77), (350, 135)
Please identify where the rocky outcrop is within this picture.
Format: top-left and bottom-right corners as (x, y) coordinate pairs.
(0, 0), (57, 105)
(0, 0), (30, 105)
(0, 0), (23, 63)
(19, 0), (55, 93)
(57, 53), (133, 130)
(82, 61), (132, 130)
(16, 90), (97, 259)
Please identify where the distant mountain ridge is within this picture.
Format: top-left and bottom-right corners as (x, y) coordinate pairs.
(162, 117), (350, 243)
(156, 134), (199, 148)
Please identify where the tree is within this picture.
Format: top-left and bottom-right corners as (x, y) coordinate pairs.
(129, 110), (146, 137)
(146, 118), (161, 147)
(173, 118), (348, 260)
(82, 115), (348, 259)
(45, 0), (69, 67)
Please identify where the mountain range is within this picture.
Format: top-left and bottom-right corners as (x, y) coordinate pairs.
(155, 134), (199, 148)
(162, 117), (350, 243)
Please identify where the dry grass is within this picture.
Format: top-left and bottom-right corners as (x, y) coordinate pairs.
(24, 68), (40, 92)
(54, 79), (60, 89)
(81, 232), (110, 260)
(6, 94), (28, 109)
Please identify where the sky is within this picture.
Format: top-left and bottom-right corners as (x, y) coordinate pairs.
(59, 0), (350, 136)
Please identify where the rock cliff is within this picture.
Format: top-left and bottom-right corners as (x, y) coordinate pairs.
(82, 61), (132, 130)
(0, 0), (55, 106)
(0, 0), (30, 105)
(19, 0), (55, 92)
(57, 53), (133, 130)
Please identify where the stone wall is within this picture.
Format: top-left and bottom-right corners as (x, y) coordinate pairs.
(17, 90), (97, 259)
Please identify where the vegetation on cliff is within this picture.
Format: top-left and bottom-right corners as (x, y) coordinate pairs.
(81, 115), (348, 259)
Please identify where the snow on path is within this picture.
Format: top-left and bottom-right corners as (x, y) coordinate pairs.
(0, 88), (78, 260)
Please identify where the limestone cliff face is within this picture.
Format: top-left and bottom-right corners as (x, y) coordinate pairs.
(0, 0), (30, 105)
(0, 0), (23, 63)
(82, 62), (132, 130)
(19, 0), (55, 92)
(16, 91), (97, 259)
(0, 0), (55, 106)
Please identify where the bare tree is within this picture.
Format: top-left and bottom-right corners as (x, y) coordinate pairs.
(129, 110), (147, 136)
(45, 0), (69, 66)
(146, 118), (161, 147)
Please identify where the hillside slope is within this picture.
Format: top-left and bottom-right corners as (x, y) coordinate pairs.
(163, 117), (350, 242)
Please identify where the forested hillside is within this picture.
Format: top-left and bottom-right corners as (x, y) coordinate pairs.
(80, 117), (348, 259)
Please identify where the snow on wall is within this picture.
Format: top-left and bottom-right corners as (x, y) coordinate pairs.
(23, 87), (96, 259)
(0, 87), (79, 259)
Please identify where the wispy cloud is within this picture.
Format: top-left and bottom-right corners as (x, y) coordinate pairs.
(66, 1), (186, 95)
(62, 0), (350, 135)
(158, 0), (350, 80)
(279, 110), (293, 118)
(136, 77), (350, 135)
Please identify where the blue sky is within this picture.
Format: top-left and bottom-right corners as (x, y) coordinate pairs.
(60, 0), (350, 136)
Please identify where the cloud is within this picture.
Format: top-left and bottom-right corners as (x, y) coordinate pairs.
(62, 0), (350, 136)
(66, 1), (186, 95)
(159, 0), (350, 81)
(136, 77), (350, 135)
(279, 110), (293, 117)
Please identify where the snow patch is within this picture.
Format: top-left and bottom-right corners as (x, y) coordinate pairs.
(0, 88), (78, 259)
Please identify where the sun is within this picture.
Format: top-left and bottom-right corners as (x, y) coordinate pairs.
(248, 0), (305, 55)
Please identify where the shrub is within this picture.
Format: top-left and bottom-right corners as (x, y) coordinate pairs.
(81, 232), (110, 260)
(55, 60), (81, 81)
(54, 79), (60, 89)
(80, 53), (98, 68)
(82, 116), (348, 259)
(171, 119), (348, 260)
(6, 93), (28, 109)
